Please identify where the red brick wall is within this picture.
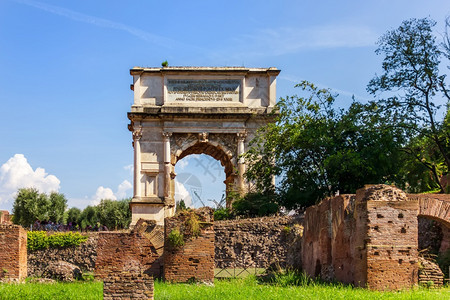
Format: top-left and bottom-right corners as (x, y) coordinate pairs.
(0, 211), (11, 224)
(0, 224), (27, 281)
(302, 185), (419, 290)
(164, 207), (214, 283)
(356, 185), (418, 290)
(95, 232), (160, 279)
(302, 195), (356, 283)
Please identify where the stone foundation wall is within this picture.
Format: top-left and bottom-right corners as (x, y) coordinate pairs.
(215, 216), (303, 269)
(302, 185), (419, 290)
(0, 225), (27, 281)
(164, 208), (214, 283)
(103, 271), (154, 300)
(28, 233), (98, 277)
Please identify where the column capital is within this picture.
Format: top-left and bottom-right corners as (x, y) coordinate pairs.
(133, 126), (143, 140)
(237, 131), (247, 141)
(162, 131), (172, 139)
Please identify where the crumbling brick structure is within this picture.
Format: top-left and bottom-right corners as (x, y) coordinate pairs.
(0, 224), (27, 282)
(418, 257), (444, 287)
(355, 185), (418, 290)
(95, 225), (161, 279)
(103, 271), (154, 299)
(164, 207), (214, 283)
(0, 210), (11, 224)
(302, 185), (419, 290)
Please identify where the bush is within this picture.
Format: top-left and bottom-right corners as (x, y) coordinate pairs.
(167, 229), (184, 248)
(185, 210), (200, 237)
(27, 231), (48, 251)
(214, 208), (232, 220)
(27, 231), (88, 251)
(232, 192), (279, 217)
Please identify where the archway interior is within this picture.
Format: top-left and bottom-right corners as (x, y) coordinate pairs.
(177, 142), (234, 179)
(174, 153), (226, 209)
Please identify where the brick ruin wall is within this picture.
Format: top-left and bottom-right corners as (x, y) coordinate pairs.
(164, 207), (214, 283)
(215, 215), (303, 269)
(95, 231), (161, 279)
(360, 186), (419, 290)
(418, 257), (444, 287)
(302, 194), (356, 283)
(0, 210), (11, 224)
(103, 271), (154, 300)
(0, 225), (27, 282)
(302, 185), (420, 290)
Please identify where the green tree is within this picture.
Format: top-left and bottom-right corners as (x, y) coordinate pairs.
(48, 192), (67, 224)
(12, 188), (51, 227)
(176, 199), (187, 212)
(367, 17), (450, 192)
(244, 81), (406, 209)
(97, 198), (131, 230)
(66, 207), (81, 227)
(78, 205), (99, 229)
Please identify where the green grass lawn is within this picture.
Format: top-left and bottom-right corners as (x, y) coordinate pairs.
(0, 277), (449, 300)
(156, 277), (450, 300)
(0, 281), (103, 300)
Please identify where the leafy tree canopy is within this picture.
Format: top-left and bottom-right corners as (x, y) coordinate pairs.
(244, 81), (406, 210)
(12, 188), (67, 227)
(367, 17), (450, 192)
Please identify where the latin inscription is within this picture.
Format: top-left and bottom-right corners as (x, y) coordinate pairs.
(167, 79), (240, 102)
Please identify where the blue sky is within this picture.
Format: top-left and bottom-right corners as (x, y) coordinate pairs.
(0, 0), (449, 211)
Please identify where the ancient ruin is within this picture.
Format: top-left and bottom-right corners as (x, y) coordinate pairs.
(302, 184), (449, 290)
(127, 66), (280, 226)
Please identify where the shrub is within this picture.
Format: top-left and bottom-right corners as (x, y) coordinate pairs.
(232, 192), (279, 217)
(27, 231), (49, 251)
(27, 231), (88, 251)
(185, 211), (200, 237)
(168, 229), (184, 247)
(214, 208), (232, 220)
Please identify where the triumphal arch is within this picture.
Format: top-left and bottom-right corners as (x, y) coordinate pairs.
(127, 66), (280, 225)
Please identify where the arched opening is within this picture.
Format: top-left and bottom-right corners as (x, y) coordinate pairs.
(172, 141), (236, 209)
(416, 194), (450, 279)
(174, 154), (226, 208)
(176, 142), (234, 180)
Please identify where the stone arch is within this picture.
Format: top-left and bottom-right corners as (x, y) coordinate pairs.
(412, 194), (450, 228)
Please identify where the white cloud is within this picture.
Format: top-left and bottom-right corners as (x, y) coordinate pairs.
(124, 164), (133, 174)
(0, 154), (60, 209)
(92, 186), (117, 205)
(90, 180), (132, 206)
(174, 180), (193, 208)
(116, 180), (132, 199)
(175, 154), (201, 171)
